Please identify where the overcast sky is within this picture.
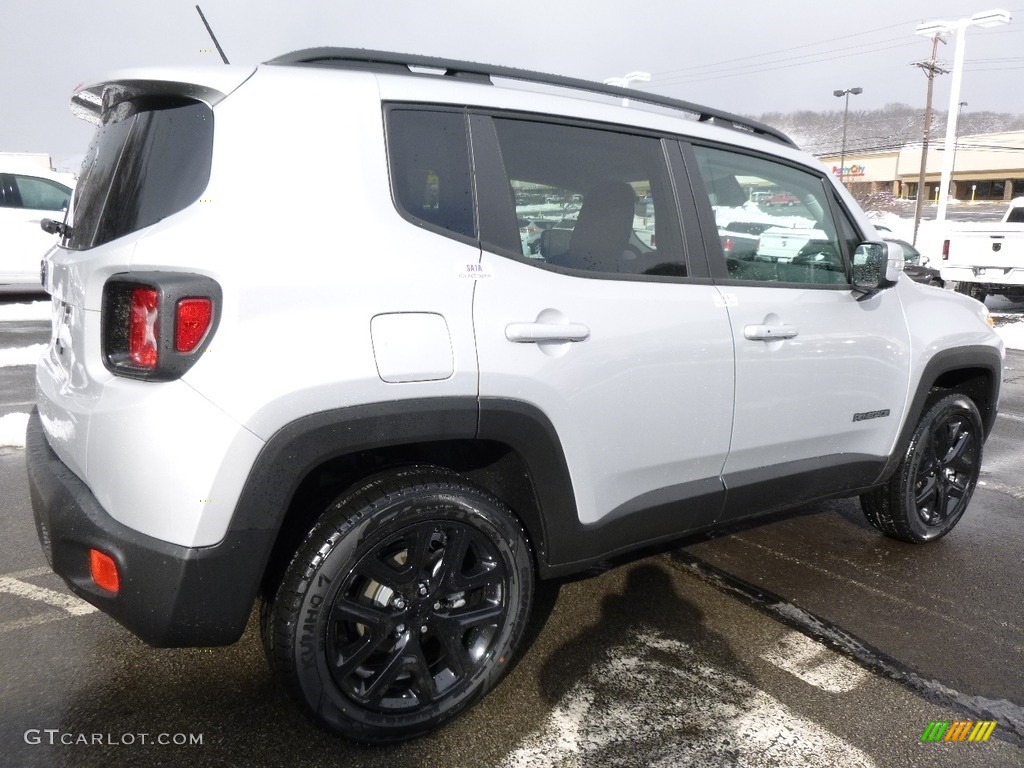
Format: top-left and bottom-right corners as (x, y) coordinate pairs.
(3, 1), (1022, 171)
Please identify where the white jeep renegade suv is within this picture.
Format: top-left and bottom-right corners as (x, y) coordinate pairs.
(28, 49), (1004, 742)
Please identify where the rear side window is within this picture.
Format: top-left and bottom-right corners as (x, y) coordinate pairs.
(386, 109), (475, 240)
(64, 98), (213, 250)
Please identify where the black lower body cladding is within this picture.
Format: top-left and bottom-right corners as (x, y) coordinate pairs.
(25, 409), (269, 647)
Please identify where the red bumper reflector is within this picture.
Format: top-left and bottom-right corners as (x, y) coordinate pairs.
(175, 297), (213, 352)
(89, 548), (120, 594)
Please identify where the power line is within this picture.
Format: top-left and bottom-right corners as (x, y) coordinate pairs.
(651, 40), (921, 87)
(647, 19), (919, 79)
(643, 14), (1024, 89)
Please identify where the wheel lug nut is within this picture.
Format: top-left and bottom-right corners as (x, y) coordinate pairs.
(393, 597), (406, 610)
(395, 624), (406, 636)
(420, 625), (428, 634)
(433, 602), (442, 611)
(418, 583), (428, 596)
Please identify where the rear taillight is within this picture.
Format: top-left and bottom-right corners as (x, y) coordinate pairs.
(942, 239), (950, 260)
(102, 272), (221, 381)
(722, 237), (735, 254)
(128, 287), (160, 368)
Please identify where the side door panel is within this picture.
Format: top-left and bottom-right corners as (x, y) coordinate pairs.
(469, 116), (735, 565)
(680, 141), (912, 520)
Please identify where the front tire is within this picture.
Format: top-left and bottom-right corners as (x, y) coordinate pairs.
(861, 393), (983, 543)
(263, 467), (534, 742)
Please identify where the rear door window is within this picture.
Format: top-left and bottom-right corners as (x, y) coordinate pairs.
(481, 117), (688, 278)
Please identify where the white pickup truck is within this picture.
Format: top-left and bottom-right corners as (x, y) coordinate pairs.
(940, 197), (1024, 302)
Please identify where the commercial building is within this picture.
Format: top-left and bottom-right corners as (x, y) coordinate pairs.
(819, 130), (1024, 202)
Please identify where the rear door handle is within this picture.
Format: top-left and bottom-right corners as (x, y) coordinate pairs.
(744, 323), (798, 341)
(505, 322), (590, 343)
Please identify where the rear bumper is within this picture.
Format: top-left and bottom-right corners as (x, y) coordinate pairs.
(26, 409), (267, 647)
(940, 265), (1024, 286)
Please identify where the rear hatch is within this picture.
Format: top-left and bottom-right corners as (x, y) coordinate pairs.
(38, 66), (254, 479)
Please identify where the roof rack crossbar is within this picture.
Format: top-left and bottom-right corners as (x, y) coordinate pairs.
(266, 48), (796, 147)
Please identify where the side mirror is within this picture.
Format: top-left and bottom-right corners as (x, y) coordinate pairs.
(852, 241), (903, 296)
(40, 218), (62, 235)
(40, 217), (72, 239)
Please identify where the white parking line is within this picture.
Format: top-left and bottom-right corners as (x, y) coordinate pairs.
(0, 612), (80, 634)
(0, 573), (96, 616)
(6, 566), (52, 579)
(762, 631), (868, 693)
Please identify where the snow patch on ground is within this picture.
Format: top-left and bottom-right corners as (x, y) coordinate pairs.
(997, 321), (1024, 350)
(0, 413), (29, 449)
(0, 344), (46, 368)
(500, 630), (876, 768)
(0, 301), (50, 323)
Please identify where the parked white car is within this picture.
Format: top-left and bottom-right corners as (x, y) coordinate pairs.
(0, 168), (73, 294)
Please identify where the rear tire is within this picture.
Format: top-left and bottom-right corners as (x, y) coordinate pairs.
(861, 393), (983, 543)
(262, 466), (534, 743)
(952, 281), (988, 303)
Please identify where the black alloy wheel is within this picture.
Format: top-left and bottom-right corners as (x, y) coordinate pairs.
(263, 466), (534, 742)
(327, 517), (510, 712)
(861, 393), (983, 543)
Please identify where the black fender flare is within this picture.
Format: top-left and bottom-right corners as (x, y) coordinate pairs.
(877, 344), (1003, 484)
(225, 397), (579, 620)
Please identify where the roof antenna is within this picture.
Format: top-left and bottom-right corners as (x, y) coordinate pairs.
(195, 5), (230, 64)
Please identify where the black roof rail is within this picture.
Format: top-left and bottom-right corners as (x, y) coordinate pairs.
(266, 48), (797, 148)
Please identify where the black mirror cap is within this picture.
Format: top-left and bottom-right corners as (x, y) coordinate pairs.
(852, 240), (903, 292)
(40, 218), (63, 236)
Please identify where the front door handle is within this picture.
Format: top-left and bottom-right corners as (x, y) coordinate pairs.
(505, 322), (590, 343)
(744, 323), (798, 341)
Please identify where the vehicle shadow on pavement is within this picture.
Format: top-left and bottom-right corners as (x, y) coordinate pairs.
(5, 561), (746, 768)
(496, 560), (765, 766)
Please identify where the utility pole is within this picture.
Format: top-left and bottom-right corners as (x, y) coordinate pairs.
(912, 35), (948, 246)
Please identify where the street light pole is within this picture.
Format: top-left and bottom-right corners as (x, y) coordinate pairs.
(951, 101), (968, 196)
(916, 9), (1012, 224)
(833, 87), (862, 184)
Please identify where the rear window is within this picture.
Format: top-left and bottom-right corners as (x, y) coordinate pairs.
(63, 97), (213, 250)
